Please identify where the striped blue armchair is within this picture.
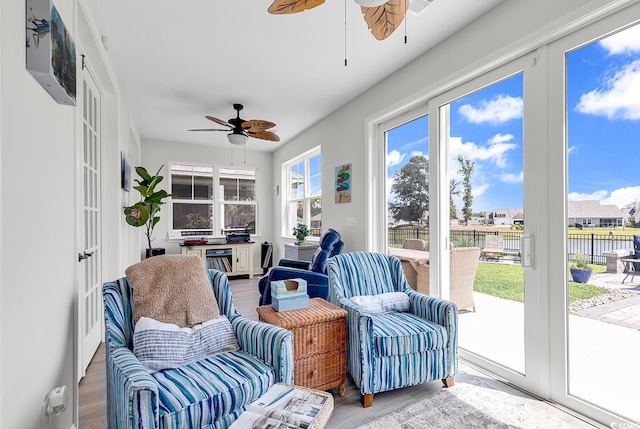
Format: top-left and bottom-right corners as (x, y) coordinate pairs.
(327, 252), (458, 407)
(103, 269), (294, 429)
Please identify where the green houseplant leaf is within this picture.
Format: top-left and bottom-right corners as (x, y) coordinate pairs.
(123, 165), (172, 257)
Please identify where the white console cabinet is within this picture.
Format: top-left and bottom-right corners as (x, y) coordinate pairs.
(181, 242), (254, 278)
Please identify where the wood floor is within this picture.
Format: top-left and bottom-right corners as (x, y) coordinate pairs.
(79, 276), (597, 429)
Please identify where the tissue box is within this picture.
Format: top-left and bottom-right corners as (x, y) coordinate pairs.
(271, 279), (309, 312)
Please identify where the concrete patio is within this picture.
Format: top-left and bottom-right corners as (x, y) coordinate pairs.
(457, 273), (640, 424)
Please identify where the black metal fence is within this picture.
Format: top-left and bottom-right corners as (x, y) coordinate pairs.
(388, 228), (638, 265)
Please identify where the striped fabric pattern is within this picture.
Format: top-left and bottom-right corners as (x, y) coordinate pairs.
(327, 251), (458, 397)
(371, 311), (448, 356)
(103, 269), (294, 429)
(133, 316), (240, 373)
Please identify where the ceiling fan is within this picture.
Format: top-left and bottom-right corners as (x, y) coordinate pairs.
(268, 0), (409, 41)
(189, 103), (280, 145)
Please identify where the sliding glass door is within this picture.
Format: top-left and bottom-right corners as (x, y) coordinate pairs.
(549, 6), (640, 424)
(428, 56), (544, 390)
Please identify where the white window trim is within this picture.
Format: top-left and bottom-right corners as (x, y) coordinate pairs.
(282, 146), (322, 240)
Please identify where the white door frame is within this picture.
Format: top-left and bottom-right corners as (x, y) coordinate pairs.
(76, 52), (103, 380)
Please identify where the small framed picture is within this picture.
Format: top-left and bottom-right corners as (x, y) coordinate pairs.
(335, 163), (351, 203)
(121, 151), (131, 191)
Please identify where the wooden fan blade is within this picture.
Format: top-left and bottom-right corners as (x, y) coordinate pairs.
(248, 130), (280, 142)
(268, 0), (324, 14)
(242, 119), (276, 131)
(361, 0), (408, 41)
(188, 128), (229, 131)
(205, 115), (233, 128)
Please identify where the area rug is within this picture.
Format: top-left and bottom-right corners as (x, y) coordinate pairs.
(355, 381), (575, 429)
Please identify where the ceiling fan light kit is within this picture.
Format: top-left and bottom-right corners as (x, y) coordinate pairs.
(354, 0), (387, 6)
(227, 131), (249, 145)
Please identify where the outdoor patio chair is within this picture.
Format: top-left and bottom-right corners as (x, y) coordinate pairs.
(481, 234), (504, 261)
(412, 247), (481, 311)
(402, 238), (428, 251)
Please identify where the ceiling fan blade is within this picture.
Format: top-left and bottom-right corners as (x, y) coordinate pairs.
(205, 115), (233, 128)
(188, 128), (229, 131)
(268, 0), (325, 14)
(248, 130), (281, 142)
(361, 0), (408, 41)
(242, 119), (277, 131)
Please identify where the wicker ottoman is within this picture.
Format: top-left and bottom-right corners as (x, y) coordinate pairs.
(257, 298), (347, 395)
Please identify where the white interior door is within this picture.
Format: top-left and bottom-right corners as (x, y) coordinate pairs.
(78, 64), (102, 377)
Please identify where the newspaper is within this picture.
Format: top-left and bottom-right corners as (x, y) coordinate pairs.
(229, 384), (329, 429)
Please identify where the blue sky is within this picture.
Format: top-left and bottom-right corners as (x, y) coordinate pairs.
(387, 24), (640, 214)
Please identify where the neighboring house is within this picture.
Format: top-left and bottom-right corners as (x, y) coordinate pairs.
(310, 213), (322, 229)
(488, 208), (524, 226)
(568, 200), (625, 228)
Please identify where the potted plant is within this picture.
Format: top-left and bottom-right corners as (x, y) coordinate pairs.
(292, 223), (310, 245)
(570, 253), (592, 283)
(124, 165), (171, 257)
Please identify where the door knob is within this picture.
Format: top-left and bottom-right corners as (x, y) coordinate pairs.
(78, 251), (94, 262)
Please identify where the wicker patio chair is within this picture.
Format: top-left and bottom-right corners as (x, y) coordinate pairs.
(400, 239), (428, 287)
(413, 247), (481, 311)
(402, 238), (428, 251)
(481, 235), (504, 261)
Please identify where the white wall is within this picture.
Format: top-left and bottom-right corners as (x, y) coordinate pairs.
(1, 0), (136, 427)
(140, 138), (274, 273)
(2, 0), (76, 426)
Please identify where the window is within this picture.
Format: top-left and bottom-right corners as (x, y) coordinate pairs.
(219, 168), (257, 234)
(284, 148), (321, 237)
(170, 164), (257, 237)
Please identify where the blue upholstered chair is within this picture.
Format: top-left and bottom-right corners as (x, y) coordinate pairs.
(327, 251), (458, 407)
(258, 228), (344, 305)
(103, 269), (294, 429)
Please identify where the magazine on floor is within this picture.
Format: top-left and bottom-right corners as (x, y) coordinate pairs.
(229, 384), (329, 429)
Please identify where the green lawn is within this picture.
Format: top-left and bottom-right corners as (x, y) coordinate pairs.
(474, 262), (608, 303)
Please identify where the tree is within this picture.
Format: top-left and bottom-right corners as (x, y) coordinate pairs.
(450, 178), (460, 219)
(389, 155), (429, 224)
(457, 155), (475, 225)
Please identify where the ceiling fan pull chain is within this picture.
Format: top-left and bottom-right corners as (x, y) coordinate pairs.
(404, 10), (408, 44)
(344, 0), (348, 67)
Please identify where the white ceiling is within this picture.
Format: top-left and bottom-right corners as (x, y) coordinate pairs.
(95, 0), (504, 151)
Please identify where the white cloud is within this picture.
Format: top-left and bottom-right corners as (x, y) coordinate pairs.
(602, 186), (640, 208)
(459, 95), (523, 125)
(600, 25), (640, 55)
(489, 133), (514, 144)
(568, 145), (577, 155)
(500, 172), (523, 183)
(568, 190), (609, 202)
(387, 150), (405, 167)
(449, 135), (517, 169)
(576, 59), (640, 120)
(567, 187), (640, 209)
(472, 183), (490, 197)
(410, 150), (427, 158)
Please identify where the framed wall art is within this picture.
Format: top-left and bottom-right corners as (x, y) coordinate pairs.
(121, 151), (131, 191)
(26, 0), (76, 105)
(335, 163), (351, 203)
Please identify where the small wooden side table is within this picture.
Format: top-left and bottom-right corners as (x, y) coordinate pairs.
(257, 298), (347, 395)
